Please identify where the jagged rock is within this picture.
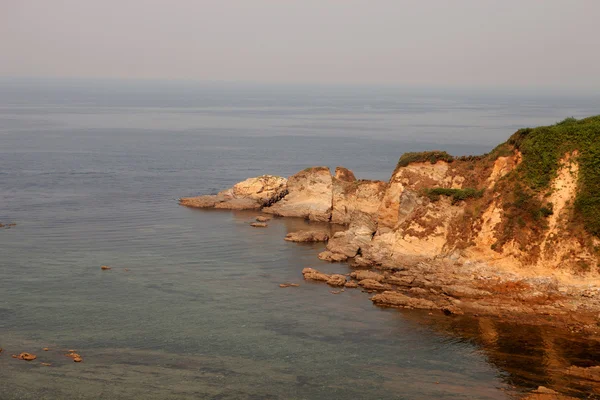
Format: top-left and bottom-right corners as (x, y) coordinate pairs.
(263, 167), (332, 222)
(334, 166), (356, 182)
(181, 175), (287, 210)
(371, 291), (437, 309)
(327, 274), (347, 287)
(302, 268), (330, 282)
(318, 251), (348, 262)
(331, 169), (387, 225)
(344, 281), (359, 288)
(350, 270), (385, 282)
(385, 274), (415, 286)
(250, 222), (268, 228)
(358, 279), (391, 291)
(284, 231), (329, 243)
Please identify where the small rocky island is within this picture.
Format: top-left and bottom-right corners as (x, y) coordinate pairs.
(181, 116), (600, 334)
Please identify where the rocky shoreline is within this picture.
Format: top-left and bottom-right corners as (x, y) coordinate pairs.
(180, 160), (600, 335)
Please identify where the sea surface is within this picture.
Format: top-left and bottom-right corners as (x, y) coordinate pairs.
(2, 79), (600, 399)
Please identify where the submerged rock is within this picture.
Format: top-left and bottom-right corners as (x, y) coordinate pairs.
(279, 283), (300, 288)
(250, 222), (268, 228)
(284, 231), (329, 243)
(255, 216), (271, 222)
(101, 265), (111, 271)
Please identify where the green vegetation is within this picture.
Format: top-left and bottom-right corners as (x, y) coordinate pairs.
(396, 151), (454, 168)
(425, 187), (484, 204)
(508, 115), (600, 237)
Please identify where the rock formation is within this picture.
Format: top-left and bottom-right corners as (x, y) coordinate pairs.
(180, 116), (600, 328)
(180, 175), (287, 210)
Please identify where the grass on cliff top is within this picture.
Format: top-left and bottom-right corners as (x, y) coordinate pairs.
(508, 115), (600, 237)
(396, 151), (454, 168)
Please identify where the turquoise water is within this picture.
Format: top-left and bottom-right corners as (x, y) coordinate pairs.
(2, 80), (600, 399)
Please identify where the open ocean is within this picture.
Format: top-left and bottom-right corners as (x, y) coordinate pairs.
(2, 79), (600, 399)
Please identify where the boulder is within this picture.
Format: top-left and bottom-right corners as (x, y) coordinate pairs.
(263, 167), (333, 222)
(284, 231), (329, 243)
(255, 216), (271, 222)
(302, 268), (330, 282)
(250, 222), (268, 228)
(16, 352), (37, 361)
(344, 281), (359, 288)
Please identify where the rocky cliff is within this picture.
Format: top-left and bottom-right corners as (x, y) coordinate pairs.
(180, 116), (600, 325)
(181, 116), (600, 275)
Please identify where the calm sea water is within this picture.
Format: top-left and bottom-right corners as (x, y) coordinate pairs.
(2, 79), (600, 399)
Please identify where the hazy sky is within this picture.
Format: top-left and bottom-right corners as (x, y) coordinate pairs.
(2, 0), (599, 89)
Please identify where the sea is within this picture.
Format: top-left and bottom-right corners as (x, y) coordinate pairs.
(2, 78), (600, 399)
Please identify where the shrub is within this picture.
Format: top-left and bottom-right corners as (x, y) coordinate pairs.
(397, 151), (454, 168)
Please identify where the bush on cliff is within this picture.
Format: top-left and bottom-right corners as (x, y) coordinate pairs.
(508, 115), (600, 237)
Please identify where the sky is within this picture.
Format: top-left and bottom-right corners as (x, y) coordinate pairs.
(2, 0), (600, 90)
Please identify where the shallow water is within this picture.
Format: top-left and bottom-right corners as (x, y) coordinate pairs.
(2, 80), (600, 399)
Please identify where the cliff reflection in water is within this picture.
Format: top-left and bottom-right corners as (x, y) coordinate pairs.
(400, 311), (600, 398)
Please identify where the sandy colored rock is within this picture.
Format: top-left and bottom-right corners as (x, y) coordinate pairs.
(564, 365), (600, 382)
(16, 352), (37, 361)
(358, 279), (391, 291)
(326, 274), (347, 287)
(263, 167), (333, 222)
(255, 216), (271, 222)
(344, 280), (359, 288)
(250, 222), (268, 228)
(442, 285), (491, 299)
(301, 268), (330, 282)
(179, 195), (218, 208)
(350, 270), (385, 282)
(42, 347), (49, 351)
(181, 175), (287, 210)
(40, 362), (52, 367)
(331, 169), (387, 225)
(101, 265), (111, 270)
(65, 351), (83, 362)
(385, 275), (415, 286)
(284, 231), (329, 243)
(521, 386), (577, 400)
(371, 291), (437, 309)
(318, 251), (348, 262)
